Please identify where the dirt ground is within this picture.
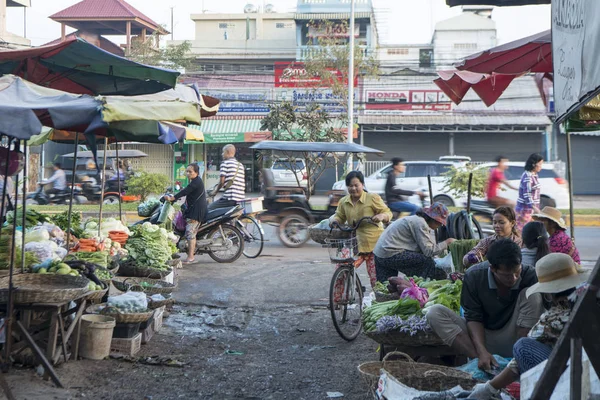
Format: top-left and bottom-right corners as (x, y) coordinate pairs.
(1, 231), (382, 400)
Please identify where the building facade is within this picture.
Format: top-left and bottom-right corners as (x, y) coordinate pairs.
(0, 0), (30, 50)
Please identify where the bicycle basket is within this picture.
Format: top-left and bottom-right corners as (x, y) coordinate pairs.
(324, 237), (358, 263)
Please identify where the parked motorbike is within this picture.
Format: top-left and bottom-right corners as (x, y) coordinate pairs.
(134, 195), (245, 263)
(79, 178), (126, 204)
(26, 183), (82, 205)
(467, 199), (495, 236)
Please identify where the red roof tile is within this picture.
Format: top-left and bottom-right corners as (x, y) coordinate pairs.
(50, 0), (161, 29)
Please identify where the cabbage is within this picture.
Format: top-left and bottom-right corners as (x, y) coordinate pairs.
(24, 228), (50, 244)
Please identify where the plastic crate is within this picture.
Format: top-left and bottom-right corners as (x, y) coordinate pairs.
(139, 315), (154, 330)
(141, 324), (154, 344)
(241, 197), (263, 214)
(110, 333), (141, 357)
(153, 306), (165, 331)
(112, 322), (141, 339)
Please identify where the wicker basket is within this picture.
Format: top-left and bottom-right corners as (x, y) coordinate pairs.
(364, 329), (446, 347)
(0, 274), (90, 304)
(148, 297), (175, 309)
(111, 277), (177, 295)
(84, 288), (108, 302)
(86, 303), (154, 324)
(118, 261), (172, 279)
(307, 225), (352, 245)
(374, 291), (400, 302)
(167, 259), (182, 270)
(358, 352), (414, 395)
(0, 269), (24, 278)
(382, 354), (478, 392)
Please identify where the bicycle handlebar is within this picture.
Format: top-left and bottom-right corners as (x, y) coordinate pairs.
(330, 216), (378, 233)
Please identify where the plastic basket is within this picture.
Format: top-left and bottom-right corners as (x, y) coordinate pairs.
(324, 237), (357, 263)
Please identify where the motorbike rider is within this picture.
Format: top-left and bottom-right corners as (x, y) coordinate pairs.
(385, 158), (424, 216)
(42, 162), (67, 197)
(165, 163), (207, 265)
(208, 144), (245, 210)
(486, 156), (517, 207)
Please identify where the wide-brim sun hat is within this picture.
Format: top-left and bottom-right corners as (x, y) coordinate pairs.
(526, 253), (588, 298)
(533, 206), (567, 230)
(423, 202), (449, 226)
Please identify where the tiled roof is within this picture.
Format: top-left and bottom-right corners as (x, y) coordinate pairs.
(50, 0), (161, 29)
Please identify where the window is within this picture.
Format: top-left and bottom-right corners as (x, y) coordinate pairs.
(538, 169), (558, 179)
(405, 164), (429, 178)
(272, 160), (305, 170)
(387, 48), (409, 55)
(505, 166), (523, 180)
(453, 43), (478, 50)
(434, 164), (452, 177)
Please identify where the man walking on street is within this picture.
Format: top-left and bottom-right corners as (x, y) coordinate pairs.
(385, 158), (424, 216)
(209, 144), (245, 209)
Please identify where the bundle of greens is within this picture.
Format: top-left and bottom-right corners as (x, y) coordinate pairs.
(375, 315), (432, 336)
(422, 280), (463, 315)
(373, 281), (389, 294)
(124, 222), (172, 270)
(449, 240), (480, 272)
(362, 297), (422, 332)
(64, 251), (109, 269)
(51, 211), (83, 237)
(6, 208), (50, 227)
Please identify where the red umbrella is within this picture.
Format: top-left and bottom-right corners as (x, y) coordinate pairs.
(434, 70), (517, 106)
(455, 30), (551, 74)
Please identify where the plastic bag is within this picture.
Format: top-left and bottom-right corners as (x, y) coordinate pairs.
(174, 211), (186, 232)
(435, 253), (455, 274)
(157, 202), (174, 224)
(457, 355), (512, 381)
(108, 291), (148, 313)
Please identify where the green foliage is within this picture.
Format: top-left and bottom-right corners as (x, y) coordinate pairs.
(128, 32), (193, 71)
(442, 164), (489, 199)
(127, 172), (170, 202)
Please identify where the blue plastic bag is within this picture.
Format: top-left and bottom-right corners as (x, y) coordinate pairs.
(457, 355), (512, 381)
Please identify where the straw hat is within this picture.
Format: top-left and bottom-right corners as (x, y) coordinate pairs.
(533, 206), (567, 229)
(526, 253), (588, 298)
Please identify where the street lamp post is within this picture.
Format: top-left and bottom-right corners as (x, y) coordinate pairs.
(346, 0), (355, 173)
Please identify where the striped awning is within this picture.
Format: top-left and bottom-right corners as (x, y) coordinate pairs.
(294, 12), (371, 20)
(188, 120), (271, 144)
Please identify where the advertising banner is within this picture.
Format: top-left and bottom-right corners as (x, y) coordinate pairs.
(202, 90), (270, 114)
(274, 62), (357, 88)
(364, 89), (452, 113)
(552, 0), (600, 122)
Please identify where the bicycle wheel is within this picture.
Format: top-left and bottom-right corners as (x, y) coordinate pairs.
(238, 216), (264, 258)
(329, 265), (363, 341)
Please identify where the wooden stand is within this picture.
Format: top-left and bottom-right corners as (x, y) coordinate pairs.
(531, 256), (600, 400)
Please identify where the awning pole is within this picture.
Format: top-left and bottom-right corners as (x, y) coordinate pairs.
(65, 133), (79, 252)
(98, 137), (109, 237)
(565, 124), (575, 241)
(115, 139), (123, 222)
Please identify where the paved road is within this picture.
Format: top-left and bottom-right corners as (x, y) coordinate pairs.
(569, 227), (600, 263)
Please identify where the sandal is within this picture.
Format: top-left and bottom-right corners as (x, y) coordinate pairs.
(182, 258), (196, 264)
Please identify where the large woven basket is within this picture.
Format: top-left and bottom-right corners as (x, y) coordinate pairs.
(84, 288), (108, 302)
(111, 277), (177, 294)
(118, 260), (172, 279)
(364, 329), (446, 347)
(307, 225), (352, 245)
(0, 274), (90, 304)
(148, 297), (175, 309)
(86, 303), (154, 324)
(358, 352), (414, 397)
(382, 354), (478, 392)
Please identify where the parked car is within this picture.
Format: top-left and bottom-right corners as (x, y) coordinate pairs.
(331, 160), (465, 206)
(270, 158), (309, 192)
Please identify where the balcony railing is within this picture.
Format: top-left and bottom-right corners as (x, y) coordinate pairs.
(297, 45), (371, 60)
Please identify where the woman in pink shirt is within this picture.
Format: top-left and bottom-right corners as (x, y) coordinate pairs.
(533, 206), (581, 264)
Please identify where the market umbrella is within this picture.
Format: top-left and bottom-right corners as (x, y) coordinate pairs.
(434, 70), (517, 106)
(250, 140), (384, 155)
(0, 74), (103, 140)
(446, 0), (550, 6)
(0, 37), (179, 96)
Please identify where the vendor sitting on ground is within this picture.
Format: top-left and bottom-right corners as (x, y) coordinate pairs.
(521, 221), (550, 268)
(373, 202), (455, 283)
(468, 253), (588, 400)
(463, 206), (522, 268)
(426, 239), (544, 370)
(533, 206), (581, 264)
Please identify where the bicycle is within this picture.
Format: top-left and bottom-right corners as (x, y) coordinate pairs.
(325, 216), (377, 341)
(237, 198), (265, 259)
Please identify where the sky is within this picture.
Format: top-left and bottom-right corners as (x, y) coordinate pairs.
(5, 0), (551, 47)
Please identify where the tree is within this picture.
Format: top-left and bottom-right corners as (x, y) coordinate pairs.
(260, 20), (379, 197)
(128, 31), (194, 71)
(442, 164), (489, 199)
(127, 172), (170, 201)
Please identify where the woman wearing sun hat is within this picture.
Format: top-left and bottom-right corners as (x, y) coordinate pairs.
(468, 253), (589, 399)
(374, 202), (456, 282)
(533, 206), (581, 264)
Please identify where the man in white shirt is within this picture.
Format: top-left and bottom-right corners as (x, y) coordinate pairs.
(208, 144), (245, 210)
(43, 162), (67, 196)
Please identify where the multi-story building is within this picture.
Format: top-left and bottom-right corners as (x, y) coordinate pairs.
(0, 0), (30, 50)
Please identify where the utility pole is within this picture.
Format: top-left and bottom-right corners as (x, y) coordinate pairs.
(346, 0), (356, 172)
(170, 7), (174, 40)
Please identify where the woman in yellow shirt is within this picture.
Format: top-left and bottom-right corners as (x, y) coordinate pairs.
(330, 171), (392, 289)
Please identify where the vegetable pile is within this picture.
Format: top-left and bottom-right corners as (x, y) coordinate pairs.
(422, 280), (463, 315)
(125, 222), (173, 270)
(362, 297), (421, 333)
(137, 198), (161, 217)
(6, 208), (50, 227)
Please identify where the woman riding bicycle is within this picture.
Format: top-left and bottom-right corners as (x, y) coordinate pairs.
(329, 171), (392, 290)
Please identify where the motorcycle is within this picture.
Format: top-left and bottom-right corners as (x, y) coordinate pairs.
(79, 178), (127, 204)
(466, 199), (495, 236)
(26, 183), (82, 205)
(134, 195), (245, 264)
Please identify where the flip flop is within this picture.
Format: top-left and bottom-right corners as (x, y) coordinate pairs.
(181, 259), (196, 265)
